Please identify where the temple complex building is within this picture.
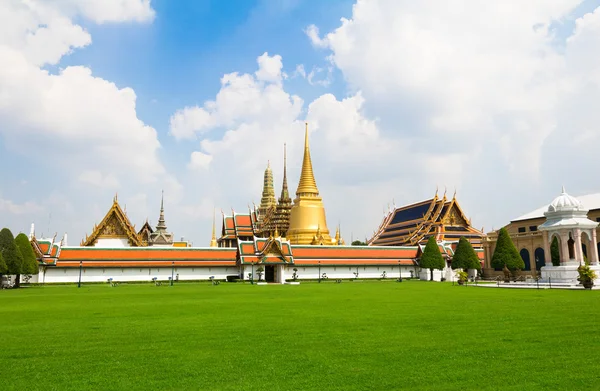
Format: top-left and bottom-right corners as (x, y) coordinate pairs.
(27, 122), (456, 284)
(483, 189), (600, 278)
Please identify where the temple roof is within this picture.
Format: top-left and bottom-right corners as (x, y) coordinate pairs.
(368, 192), (484, 247)
(81, 196), (143, 247)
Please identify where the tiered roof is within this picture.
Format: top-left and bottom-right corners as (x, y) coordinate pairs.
(368, 191), (485, 247)
(237, 235), (294, 265)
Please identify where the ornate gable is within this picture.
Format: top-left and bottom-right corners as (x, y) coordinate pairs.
(81, 196), (143, 247)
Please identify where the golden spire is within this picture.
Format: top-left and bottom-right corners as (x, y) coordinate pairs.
(296, 122), (319, 196)
(210, 208), (217, 247)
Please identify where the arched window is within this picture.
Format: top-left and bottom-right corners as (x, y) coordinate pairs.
(520, 248), (531, 271)
(568, 236), (575, 259)
(534, 247), (545, 271)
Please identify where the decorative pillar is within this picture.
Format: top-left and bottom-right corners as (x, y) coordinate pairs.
(543, 232), (551, 267)
(591, 229), (599, 266)
(574, 229), (583, 264)
(560, 231), (570, 264)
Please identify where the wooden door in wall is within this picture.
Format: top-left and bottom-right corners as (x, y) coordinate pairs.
(265, 265), (275, 282)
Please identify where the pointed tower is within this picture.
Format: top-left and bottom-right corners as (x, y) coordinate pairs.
(150, 190), (174, 246)
(258, 161), (277, 221)
(287, 123), (332, 245)
(210, 208), (218, 247)
(272, 143), (293, 237)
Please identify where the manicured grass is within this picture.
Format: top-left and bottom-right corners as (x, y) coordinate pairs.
(2, 281), (600, 390)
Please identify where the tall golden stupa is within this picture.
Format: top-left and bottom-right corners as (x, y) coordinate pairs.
(287, 123), (332, 245)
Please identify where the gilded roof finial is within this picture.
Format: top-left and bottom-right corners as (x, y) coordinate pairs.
(453, 187), (457, 199)
(274, 225), (279, 238)
(295, 122), (319, 196)
(210, 207), (217, 247)
(279, 143), (290, 202)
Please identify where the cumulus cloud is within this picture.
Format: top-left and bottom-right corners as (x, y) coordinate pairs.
(0, 0), (178, 241)
(304, 0), (600, 232)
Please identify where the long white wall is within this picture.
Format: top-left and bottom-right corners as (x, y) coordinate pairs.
(28, 265), (421, 284)
(41, 266), (238, 283)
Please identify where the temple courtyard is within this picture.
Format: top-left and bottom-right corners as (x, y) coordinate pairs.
(2, 282), (599, 390)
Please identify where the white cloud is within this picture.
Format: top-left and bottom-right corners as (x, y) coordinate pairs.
(188, 151), (213, 171)
(0, 0), (163, 185)
(0, 196), (43, 215)
(255, 52), (286, 83)
(0, 0), (180, 240)
(77, 171), (120, 189)
(304, 0), (600, 232)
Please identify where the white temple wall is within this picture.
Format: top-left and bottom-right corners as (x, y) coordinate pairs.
(286, 265), (415, 280)
(93, 238), (131, 248)
(31, 265), (419, 284)
(43, 266), (237, 283)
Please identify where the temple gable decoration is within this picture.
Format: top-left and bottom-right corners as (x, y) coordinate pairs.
(81, 195), (143, 247)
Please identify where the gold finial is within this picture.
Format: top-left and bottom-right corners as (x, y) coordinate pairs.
(295, 122), (319, 196)
(453, 187), (457, 199)
(274, 225), (279, 237)
(210, 208), (217, 247)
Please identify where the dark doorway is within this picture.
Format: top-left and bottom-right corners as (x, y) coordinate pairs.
(534, 247), (545, 271)
(265, 265), (275, 282)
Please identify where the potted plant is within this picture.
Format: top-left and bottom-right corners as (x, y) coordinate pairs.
(456, 270), (468, 285)
(577, 262), (597, 289)
(256, 266), (264, 282)
(292, 268), (299, 281)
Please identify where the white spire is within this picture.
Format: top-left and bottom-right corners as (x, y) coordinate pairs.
(29, 223), (35, 240)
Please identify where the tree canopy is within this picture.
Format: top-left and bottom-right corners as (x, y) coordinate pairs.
(15, 233), (38, 275)
(451, 237), (481, 270)
(420, 236), (446, 271)
(351, 240), (367, 246)
(491, 227), (525, 271)
(0, 251), (7, 275)
(0, 228), (23, 276)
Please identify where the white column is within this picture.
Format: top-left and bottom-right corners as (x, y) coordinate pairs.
(574, 229), (583, 263)
(591, 229), (599, 266)
(543, 232), (552, 267)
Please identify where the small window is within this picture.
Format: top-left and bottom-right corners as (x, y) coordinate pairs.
(518, 227), (526, 233)
(596, 217), (600, 222)
(529, 226), (538, 232)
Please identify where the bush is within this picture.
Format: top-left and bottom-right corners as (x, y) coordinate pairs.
(551, 236), (560, 266)
(420, 236), (445, 280)
(451, 237), (481, 270)
(0, 228), (23, 277)
(491, 228), (524, 271)
(15, 233), (39, 276)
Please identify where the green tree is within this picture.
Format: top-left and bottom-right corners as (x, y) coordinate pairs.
(0, 251), (7, 275)
(491, 228), (525, 271)
(0, 228), (24, 287)
(420, 236), (446, 281)
(15, 233), (39, 277)
(351, 240), (366, 246)
(551, 236), (560, 266)
(451, 237), (481, 270)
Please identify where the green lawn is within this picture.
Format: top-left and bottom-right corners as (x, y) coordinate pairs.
(1, 281), (599, 390)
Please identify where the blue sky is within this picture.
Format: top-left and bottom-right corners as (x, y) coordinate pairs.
(2, 0), (600, 245)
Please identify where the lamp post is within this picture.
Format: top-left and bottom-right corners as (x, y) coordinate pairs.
(318, 261), (321, 283)
(78, 261), (82, 288)
(398, 260), (402, 282)
(251, 262), (254, 285)
(171, 261), (174, 286)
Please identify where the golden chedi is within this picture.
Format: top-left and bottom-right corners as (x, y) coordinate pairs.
(287, 123), (332, 245)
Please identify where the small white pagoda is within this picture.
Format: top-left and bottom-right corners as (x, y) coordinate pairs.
(539, 187), (600, 284)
